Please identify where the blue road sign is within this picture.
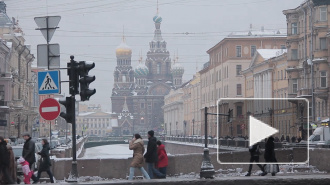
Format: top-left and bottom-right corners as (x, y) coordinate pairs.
(38, 70), (60, 95)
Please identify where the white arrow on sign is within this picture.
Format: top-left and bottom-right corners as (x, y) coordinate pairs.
(34, 16), (61, 42)
(249, 115), (278, 147)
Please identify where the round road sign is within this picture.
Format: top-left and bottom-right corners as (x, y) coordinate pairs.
(39, 98), (60, 121)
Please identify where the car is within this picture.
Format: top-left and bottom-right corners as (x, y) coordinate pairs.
(12, 145), (40, 175)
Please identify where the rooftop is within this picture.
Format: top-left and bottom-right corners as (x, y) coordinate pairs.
(257, 49), (287, 60)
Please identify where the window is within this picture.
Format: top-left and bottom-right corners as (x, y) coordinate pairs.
(291, 49), (298, 60)
(292, 79), (298, 93)
(157, 63), (161, 74)
(0, 85), (4, 100)
(320, 7), (327, 21)
(236, 65), (242, 76)
(251, 45), (256, 57)
(122, 75), (126, 82)
(320, 71), (327, 88)
(237, 84), (242, 95)
(291, 23), (298, 34)
(318, 102), (321, 117)
(281, 70), (283, 80)
(140, 103), (145, 109)
(281, 45), (286, 49)
(320, 38), (327, 50)
(236, 46), (242, 57)
(237, 125), (242, 135)
(236, 105), (243, 117)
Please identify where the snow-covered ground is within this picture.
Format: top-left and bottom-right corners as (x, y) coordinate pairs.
(82, 144), (133, 159)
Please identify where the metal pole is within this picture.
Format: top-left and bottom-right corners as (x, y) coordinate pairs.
(204, 107), (207, 148)
(50, 121), (52, 147)
(69, 96), (78, 181)
(46, 16), (50, 70)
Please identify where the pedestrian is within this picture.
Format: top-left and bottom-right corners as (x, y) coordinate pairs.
(297, 136), (302, 143)
(34, 139), (54, 183)
(22, 132), (38, 183)
(245, 143), (265, 176)
(291, 136), (296, 143)
(18, 157), (34, 184)
(128, 134), (150, 180)
(5, 139), (17, 184)
(0, 136), (15, 184)
(263, 136), (279, 176)
(156, 141), (168, 178)
(144, 130), (165, 179)
(280, 135), (285, 142)
(286, 136), (290, 143)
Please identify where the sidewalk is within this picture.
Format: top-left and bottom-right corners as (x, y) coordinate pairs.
(51, 174), (330, 185)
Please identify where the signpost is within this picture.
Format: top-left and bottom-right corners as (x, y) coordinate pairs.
(35, 16), (61, 69)
(38, 70), (60, 95)
(39, 98), (61, 147)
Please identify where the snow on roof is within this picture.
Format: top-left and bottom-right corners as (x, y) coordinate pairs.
(78, 112), (95, 116)
(5, 41), (12, 48)
(227, 29), (286, 38)
(111, 119), (118, 127)
(257, 49), (287, 60)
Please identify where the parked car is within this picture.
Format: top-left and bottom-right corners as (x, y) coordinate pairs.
(12, 145), (40, 175)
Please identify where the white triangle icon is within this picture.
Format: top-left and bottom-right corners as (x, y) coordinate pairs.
(39, 72), (58, 91)
(249, 116), (278, 147)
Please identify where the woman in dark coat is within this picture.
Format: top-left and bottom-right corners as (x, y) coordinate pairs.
(6, 142), (17, 183)
(0, 136), (15, 184)
(35, 139), (54, 183)
(264, 136), (279, 176)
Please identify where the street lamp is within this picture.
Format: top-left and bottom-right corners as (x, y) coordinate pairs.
(170, 122), (172, 136)
(183, 120), (187, 137)
(268, 108), (274, 127)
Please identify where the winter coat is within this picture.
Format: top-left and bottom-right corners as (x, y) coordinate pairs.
(0, 141), (9, 166)
(23, 137), (36, 165)
(18, 157), (33, 184)
(264, 137), (277, 162)
(7, 145), (17, 182)
(129, 139), (145, 168)
(144, 136), (158, 163)
(38, 143), (52, 172)
(249, 143), (261, 157)
(156, 144), (168, 168)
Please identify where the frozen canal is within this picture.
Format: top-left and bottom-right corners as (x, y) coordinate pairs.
(82, 144), (133, 159)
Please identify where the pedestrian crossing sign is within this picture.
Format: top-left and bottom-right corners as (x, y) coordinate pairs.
(38, 70), (60, 95)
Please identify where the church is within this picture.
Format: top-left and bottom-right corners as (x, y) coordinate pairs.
(110, 11), (184, 136)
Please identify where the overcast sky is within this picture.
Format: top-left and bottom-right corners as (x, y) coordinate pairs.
(5, 0), (303, 111)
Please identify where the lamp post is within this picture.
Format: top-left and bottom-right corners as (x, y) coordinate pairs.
(176, 122), (178, 136)
(184, 120), (187, 137)
(192, 118), (195, 136)
(170, 122), (172, 136)
(246, 111), (251, 137)
(268, 108), (274, 127)
(299, 103), (305, 140)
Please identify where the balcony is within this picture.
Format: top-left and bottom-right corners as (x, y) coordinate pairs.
(314, 87), (329, 100)
(0, 100), (9, 112)
(297, 88), (312, 98)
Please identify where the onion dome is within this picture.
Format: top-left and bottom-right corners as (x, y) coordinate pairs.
(153, 14), (162, 23)
(135, 57), (149, 77)
(171, 56), (184, 76)
(116, 38), (132, 57)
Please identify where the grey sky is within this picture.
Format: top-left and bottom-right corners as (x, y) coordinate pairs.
(5, 0), (303, 111)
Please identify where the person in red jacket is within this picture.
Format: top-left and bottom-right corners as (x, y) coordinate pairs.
(156, 141), (168, 178)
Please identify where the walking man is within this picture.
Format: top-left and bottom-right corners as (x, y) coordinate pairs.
(22, 132), (38, 183)
(246, 143), (265, 176)
(144, 130), (165, 179)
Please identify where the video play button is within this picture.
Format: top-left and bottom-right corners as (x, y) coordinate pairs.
(249, 116), (278, 147)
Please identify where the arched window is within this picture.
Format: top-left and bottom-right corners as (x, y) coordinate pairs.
(157, 63), (161, 74)
(122, 75), (126, 82)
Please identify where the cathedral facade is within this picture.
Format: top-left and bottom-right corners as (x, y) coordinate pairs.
(110, 13), (184, 136)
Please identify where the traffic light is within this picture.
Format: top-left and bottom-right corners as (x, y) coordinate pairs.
(68, 56), (79, 95)
(59, 97), (75, 123)
(78, 61), (96, 101)
(227, 109), (233, 123)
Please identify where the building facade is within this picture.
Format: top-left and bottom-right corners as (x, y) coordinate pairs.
(110, 11), (184, 136)
(283, 0), (330, 128)
(0, 1), (36, 138)
(200, 29), (287, 137)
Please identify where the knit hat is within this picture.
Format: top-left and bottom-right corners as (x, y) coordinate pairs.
(22, 132), (30, 137)
(148, 130), (154, 137)
(18, 157), (25, 164)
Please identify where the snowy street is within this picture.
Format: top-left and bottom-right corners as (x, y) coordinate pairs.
(82, 144), (133, 159)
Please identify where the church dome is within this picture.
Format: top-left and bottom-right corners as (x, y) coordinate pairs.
(153, 14), (162, 23)
(116, 41), (132, 57)
(135, 61), (149, 77)
(171, 62), (184, 76)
